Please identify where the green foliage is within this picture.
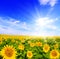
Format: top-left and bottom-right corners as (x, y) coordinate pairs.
(0, 37), (60, 59)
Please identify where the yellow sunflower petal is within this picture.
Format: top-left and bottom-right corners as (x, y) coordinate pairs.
(27, 51), (33, 58)
(30, 42), (35, 47)
(18, 44), (24, 50)
(1, 45), (17, 59)
(50, 50), (59, 59)
(43, 44), (50, 53)
(36, 42), (42, 47)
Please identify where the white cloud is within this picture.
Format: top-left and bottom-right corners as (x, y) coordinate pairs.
(0, 17), (30, 35)
(39, 0), (49, 5)
(39, 0), (57, 7)
(30, 17), (59, 36)
(0, 17), (29, 30)
(9, 20), (20, 25)
(49, 0), (57, 7)
(0, 26), (26, 35)
(0, 17), (59, 36)
(35, 17), (57, 30)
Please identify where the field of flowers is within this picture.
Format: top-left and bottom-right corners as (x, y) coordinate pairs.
(0, 35), (60, 59)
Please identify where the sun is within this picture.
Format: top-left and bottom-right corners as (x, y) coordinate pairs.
(1, 45), (17, 59)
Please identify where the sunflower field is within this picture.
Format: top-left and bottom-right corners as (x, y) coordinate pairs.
(0, 35), (60, 59)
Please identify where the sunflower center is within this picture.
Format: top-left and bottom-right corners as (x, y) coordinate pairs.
(45, 46), (48, 50)
(5, 48), (13, 57)
(51, 51), (57, 57)
(28, 53), (31, 56)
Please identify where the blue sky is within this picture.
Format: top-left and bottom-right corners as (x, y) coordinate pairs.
(0, 0), (60, 36)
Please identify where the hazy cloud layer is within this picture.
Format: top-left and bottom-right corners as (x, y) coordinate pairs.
(0, 17), (59, 36)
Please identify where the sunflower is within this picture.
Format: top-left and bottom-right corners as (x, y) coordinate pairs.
(30, 42), (35, 47)
(28, 41), (31, 44)
(43, 44), (50, 53)
(50, 50), (59, 59)
(44, 39), (47, 42)
(18, 44), (24, 50)
(0, 40), (2, 44)
(36, 42), (42, 47)
(0, 51), (1, 55)
(20, 39), (25, 43)
(11, 39), (15, 42)
(54, 44), (58, 49)
(59, 52), (60, 58)
(1, 45), (17, 59)
(27, 51), (33, 58)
